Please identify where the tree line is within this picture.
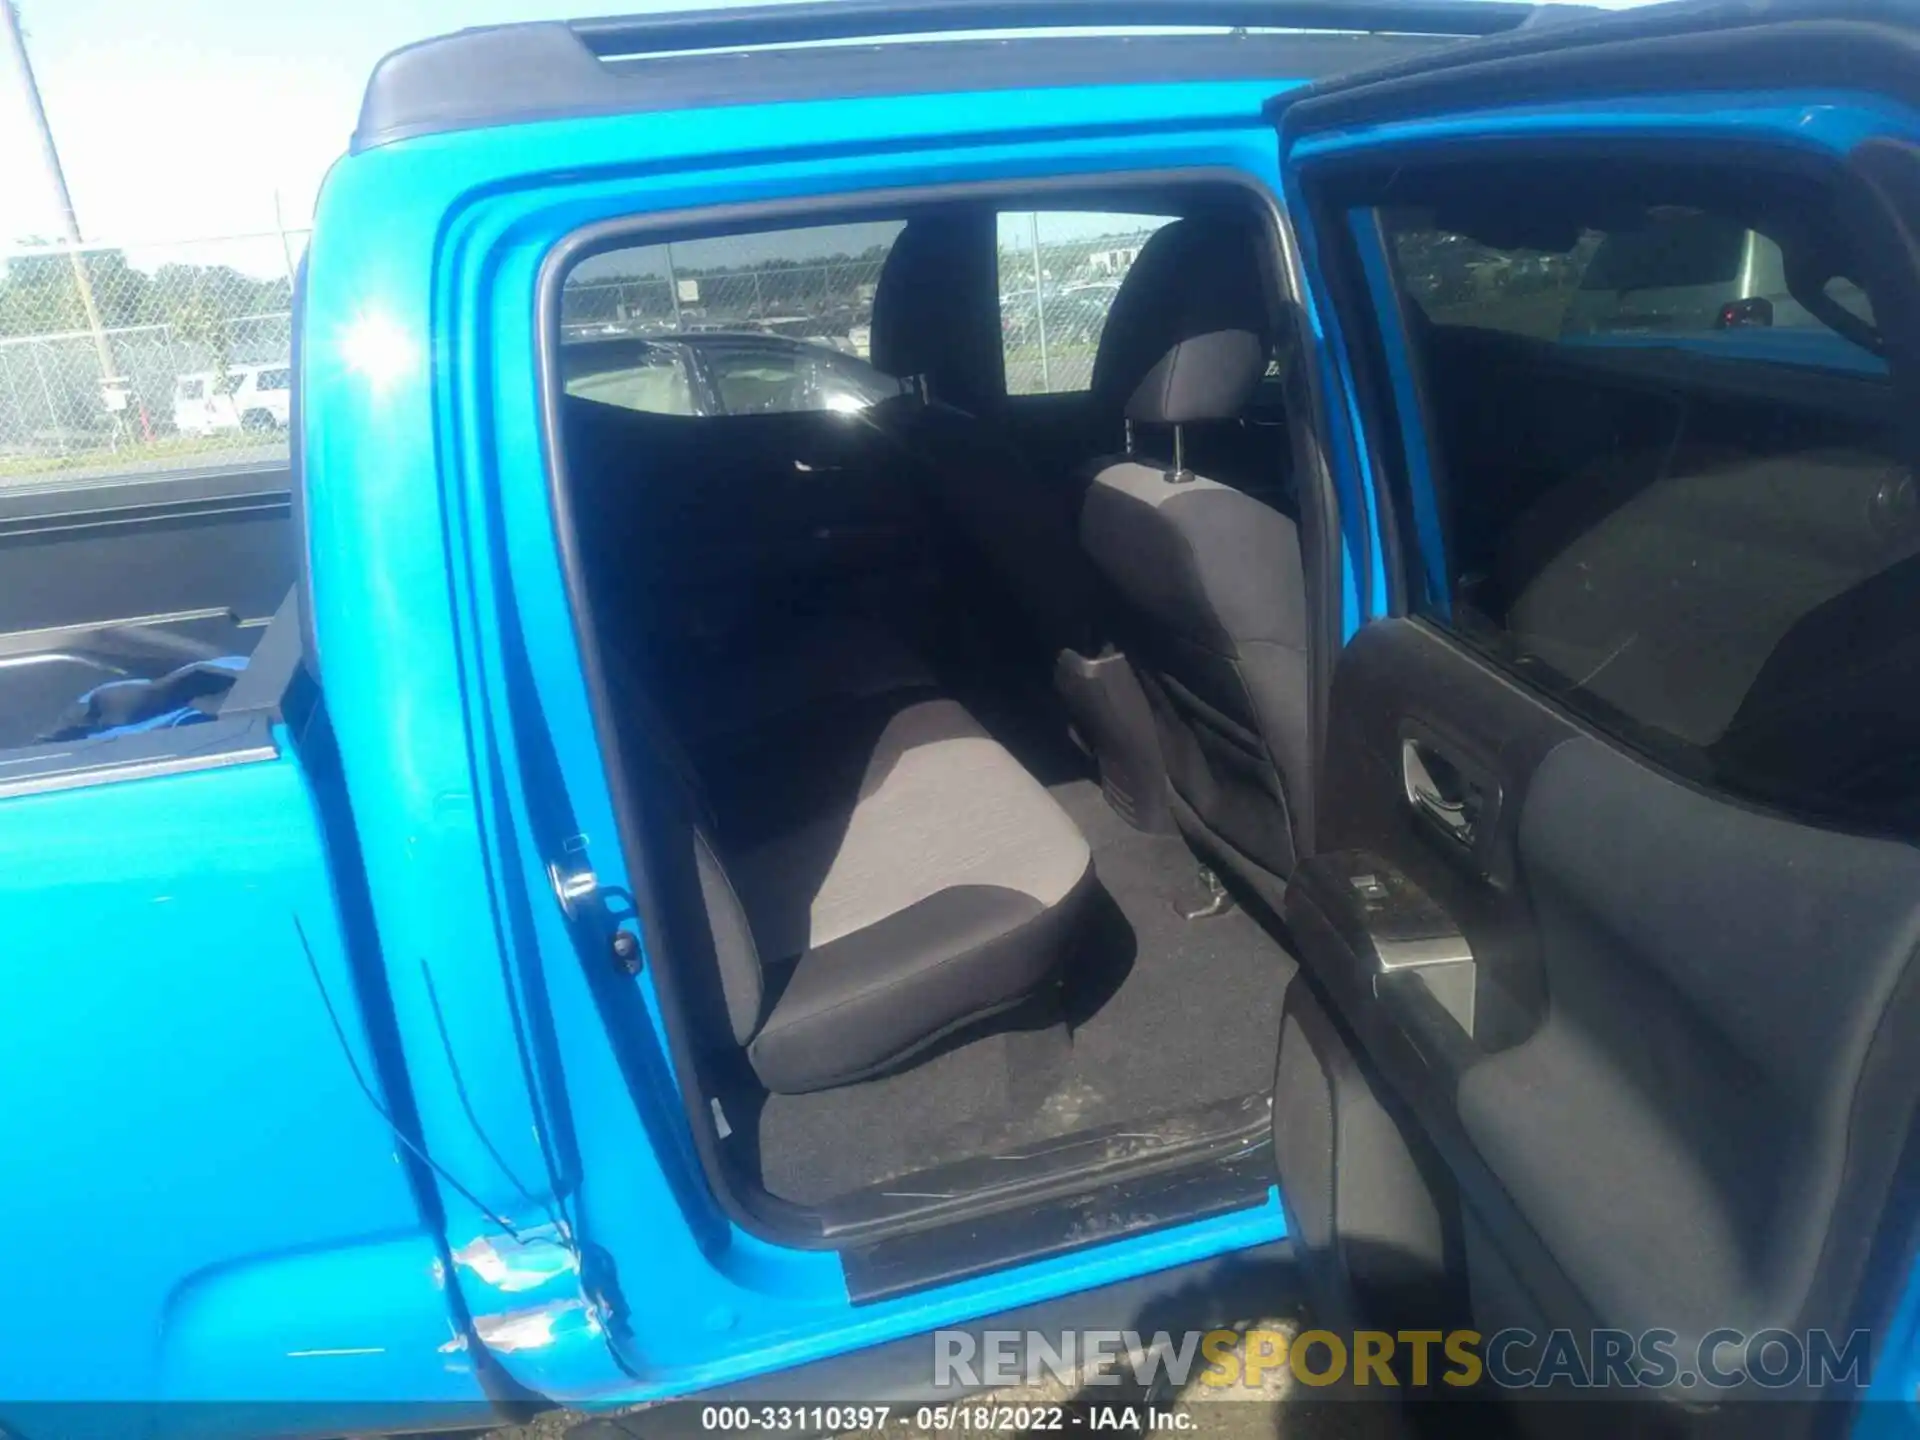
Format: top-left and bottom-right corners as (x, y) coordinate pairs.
(0, 245), (291, 360)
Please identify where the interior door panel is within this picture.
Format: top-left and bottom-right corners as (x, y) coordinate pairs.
(1287, 617), (1920, 1392)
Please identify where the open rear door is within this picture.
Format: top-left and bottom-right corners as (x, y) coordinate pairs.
(1265, 1), (1920, 1425)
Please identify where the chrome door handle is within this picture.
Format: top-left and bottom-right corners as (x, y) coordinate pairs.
(1402, 738), (1475, 845)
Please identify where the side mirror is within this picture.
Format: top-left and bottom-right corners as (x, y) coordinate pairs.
(1715, 296), (1775, 329)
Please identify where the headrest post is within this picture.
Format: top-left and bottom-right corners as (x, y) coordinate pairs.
(1124, 418), (1135, 457)
(1168, 423), (1194, 484)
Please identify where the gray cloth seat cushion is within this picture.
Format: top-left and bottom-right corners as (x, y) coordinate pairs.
(1072, 212), (1312, 883)
(689, 688), (1095, 1094)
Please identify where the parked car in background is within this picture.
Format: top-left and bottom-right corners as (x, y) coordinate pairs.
(560, 330), (902, 415)
(1000, 283), (1120, 348)
(171, 363), (292, 437)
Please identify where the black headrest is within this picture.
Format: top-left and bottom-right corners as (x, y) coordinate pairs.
(869, 213), (1002, 412)
(1091, 216), (1272, 426)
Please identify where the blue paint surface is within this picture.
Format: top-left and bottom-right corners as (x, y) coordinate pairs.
(23, 32), (1920, 1421)
(300, 77), (1309, 1406)
(1858, 1248), (1920, 1437)
(0, 736), (479, 1422)
(1559, 327), (1888, 376)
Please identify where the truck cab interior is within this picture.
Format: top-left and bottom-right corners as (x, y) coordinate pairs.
(550, 180), (1326, 1277)
(540, 17), (1920, 1399)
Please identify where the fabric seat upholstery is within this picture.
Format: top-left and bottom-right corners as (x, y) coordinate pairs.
(707, 693), (1093, 1092)
(624, 658), (1095, 1095)
(1077, 216), (1313, 887)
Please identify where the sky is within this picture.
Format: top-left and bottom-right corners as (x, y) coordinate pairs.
(0, 0), (659, 246)
(0, 0), (1651, 266)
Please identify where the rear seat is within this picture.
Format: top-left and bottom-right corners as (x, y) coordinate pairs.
(616, 635), (1094, 1095)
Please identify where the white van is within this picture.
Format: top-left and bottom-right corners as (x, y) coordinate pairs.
(171, 364), (292, 437)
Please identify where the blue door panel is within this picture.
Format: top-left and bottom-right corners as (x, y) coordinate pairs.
(0, 743), (476, 1419)
(306, 85), (1312, 1405)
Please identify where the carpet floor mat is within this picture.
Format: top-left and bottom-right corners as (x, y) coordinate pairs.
(744, 776), (1295, 1208)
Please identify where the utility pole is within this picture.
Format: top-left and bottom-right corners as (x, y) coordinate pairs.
(2, 1), (118, 403)
(272, 189), (299, 289)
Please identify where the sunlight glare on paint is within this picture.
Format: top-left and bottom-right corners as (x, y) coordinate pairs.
(339, 309), (420, 393)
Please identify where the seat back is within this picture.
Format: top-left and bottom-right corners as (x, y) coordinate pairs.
(1077, 215), (1312, 885)
(867, 216), (1101, 656)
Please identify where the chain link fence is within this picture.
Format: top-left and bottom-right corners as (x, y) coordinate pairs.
(0, 230), (304, 484)
(996, 214), (1170, 395)
(0, 213), (1170, 483)
(563, 247), (886, 351)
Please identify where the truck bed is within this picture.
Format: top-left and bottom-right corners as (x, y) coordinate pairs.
(0, 461), (294, 748)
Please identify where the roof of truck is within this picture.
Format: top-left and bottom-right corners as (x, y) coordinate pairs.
(352, 0), (1573, 152)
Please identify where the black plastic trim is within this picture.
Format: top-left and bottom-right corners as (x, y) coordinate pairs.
(817, 1092), (1274, 1243)
(535, 168), (1313, 1251)
(666, 1239), (1295, 1405)
(842, 1127), (1277, 1303)
(1271, 2), (1920, 138)
(220, 587), (307, 721)
(355, 29), (1456, 152)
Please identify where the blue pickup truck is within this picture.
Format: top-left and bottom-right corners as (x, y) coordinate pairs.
(10, 0), (1920, 1435)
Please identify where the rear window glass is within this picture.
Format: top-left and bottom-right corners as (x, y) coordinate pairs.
(1387, 205), (1879, 361)
(254, 367), (290, 391)
(995, 211), (1177, 395)
(559, 219), (904, 416)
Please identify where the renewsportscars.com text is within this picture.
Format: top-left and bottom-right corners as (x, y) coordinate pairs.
(933, 1326), (1872, 1393)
